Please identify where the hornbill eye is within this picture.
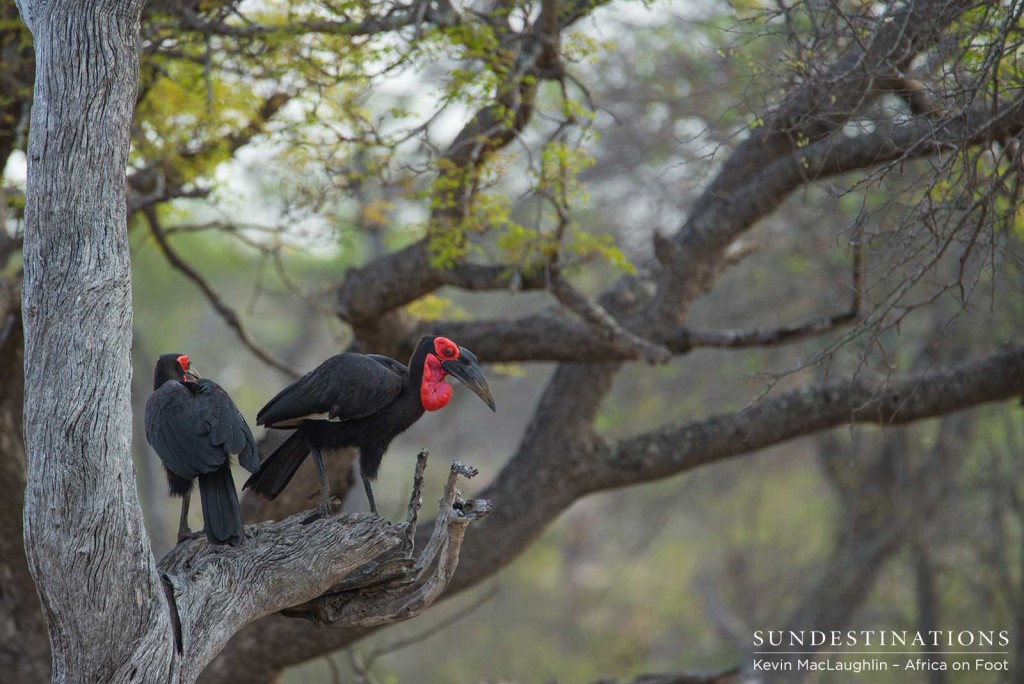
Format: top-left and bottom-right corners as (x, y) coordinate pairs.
(443, 348), (454, 357)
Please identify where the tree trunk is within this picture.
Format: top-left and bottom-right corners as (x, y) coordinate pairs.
(16, 1), (175, 680)
(13, 9), (487, 679)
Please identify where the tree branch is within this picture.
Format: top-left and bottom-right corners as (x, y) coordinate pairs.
(703, 0), (971, 199)
(549, 271), (671, 364)
(282, 461), (490, 626)
(160, 455), (488, 681)
(598, 346), (1024, 490)
(650, 0), (974, 324)
(142, 207), (302, 378)
(414, 295), (861, 362)
(334, 0), (613, 327)
(687, 313), (856, 348)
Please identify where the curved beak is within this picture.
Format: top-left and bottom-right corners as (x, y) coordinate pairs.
(442, 348), (496, 412)
(185, 364), (201, 382)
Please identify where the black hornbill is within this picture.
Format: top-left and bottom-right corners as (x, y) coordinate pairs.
(244, 335), (496, 518)
(145, 354), (258, 545)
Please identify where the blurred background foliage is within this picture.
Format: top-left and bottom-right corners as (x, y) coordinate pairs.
(5, 0), (1024, 680)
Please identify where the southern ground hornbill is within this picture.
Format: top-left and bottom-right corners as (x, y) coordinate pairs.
(244, 335), (496, 518)
(145, 354), (258, 545)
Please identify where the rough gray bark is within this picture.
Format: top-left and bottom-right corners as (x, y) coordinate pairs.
(158, 455), (489, 681)
(14, 2), (486, 680)
(18, 1), (174, 680)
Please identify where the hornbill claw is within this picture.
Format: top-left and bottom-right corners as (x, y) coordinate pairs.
(301, 495), (340, 524)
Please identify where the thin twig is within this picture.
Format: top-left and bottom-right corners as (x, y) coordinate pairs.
(347, 649), (379, 684)
(549, 271), (671, 364)
(687, 311), (857, 349)
(401, 450), (429, 556)
(142, 208), (302, 378)
(687, 234), (863, 349)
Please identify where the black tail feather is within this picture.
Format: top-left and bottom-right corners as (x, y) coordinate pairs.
(243, 431), (309, 500)
(197, 464), (243, 545)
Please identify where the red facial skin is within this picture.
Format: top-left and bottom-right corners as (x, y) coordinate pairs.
(176, 355), (190, 383)
(420, 337), (460, 411)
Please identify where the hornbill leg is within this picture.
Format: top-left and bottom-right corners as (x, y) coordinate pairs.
(176, 490), (192, 543)
(362, 475), (378, 515)
(303, 446), (334, 523)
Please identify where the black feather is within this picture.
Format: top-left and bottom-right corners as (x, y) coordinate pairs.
(145, 355), (258, 545)
(256, 353), (404, 427)
(198, 464), (243, 545)
(243, 431), (310, 500)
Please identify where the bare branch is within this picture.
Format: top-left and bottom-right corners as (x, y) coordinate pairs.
(687, 312), (857, 349)
(684, 244), (860, 350)
(651, 92), (1024, 326)
(441, 263), (549, 292)
(400, 449), (429, 556)
(688, 244), (862, 348)
(718, 0), (971, 191)
(874, 74), (946, 118)
(415, 302), (859, 362)
(650, 0), (975, 324)
(598, 346), (1024, 490)
(159, 455), (488, 680)
(281, 460), (490, 626)
(142, 208), (302, 378)
(549, 271), (671, 364)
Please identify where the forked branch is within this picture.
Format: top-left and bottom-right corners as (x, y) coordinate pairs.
(549, 271), (671, 364)
(157, 452), (489, 681)
(142, 208), (302, 379)
(284, 458), (491, 626)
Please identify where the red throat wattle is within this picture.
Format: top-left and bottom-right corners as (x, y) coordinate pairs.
(421, 353), (452, 411)
(176, 355), (190, 382)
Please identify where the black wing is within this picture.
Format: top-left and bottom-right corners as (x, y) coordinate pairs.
(145, 379), (259, 478)
(367, 354), (409, 380)
(257, 352), (405, 428)
(193, 379), (259, 473)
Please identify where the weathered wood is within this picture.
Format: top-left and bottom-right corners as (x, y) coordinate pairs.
(285, 461), (491, 627)
(157, 454), (488, 681)
(18, 1), (173, 680)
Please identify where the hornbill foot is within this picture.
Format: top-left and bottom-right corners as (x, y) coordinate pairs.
(176, 528), (201, 544)
(301, 497), (339, 525)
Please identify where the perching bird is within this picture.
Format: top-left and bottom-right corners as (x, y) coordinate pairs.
(244, 335), (495, 518)
(145, 354), (258, 545)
